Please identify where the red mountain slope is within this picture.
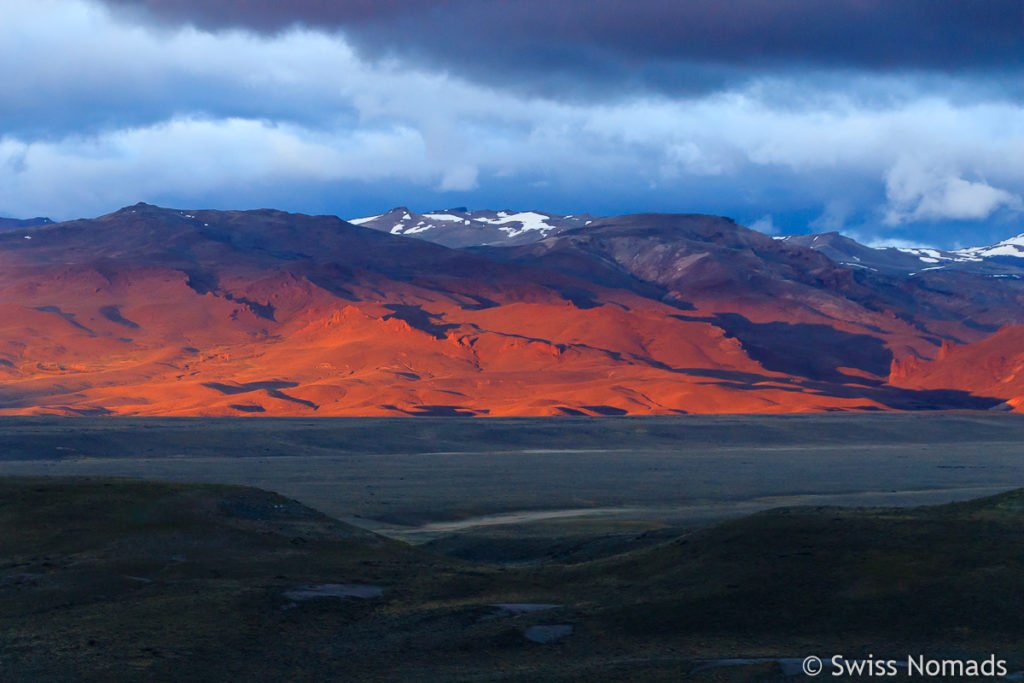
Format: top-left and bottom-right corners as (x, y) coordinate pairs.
(0, 204), (1015, 416)
(890, 327), (1024, 412)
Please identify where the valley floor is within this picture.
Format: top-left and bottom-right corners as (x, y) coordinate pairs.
(1, 413), (1022, 528)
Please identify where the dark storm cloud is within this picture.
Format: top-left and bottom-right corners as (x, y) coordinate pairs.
(101, 0), (1024, 84)
(3, 73), (357, 141)
(5, 0), (1023, 246)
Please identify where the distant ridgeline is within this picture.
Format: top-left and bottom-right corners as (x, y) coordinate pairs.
(0, 216), (54, 231)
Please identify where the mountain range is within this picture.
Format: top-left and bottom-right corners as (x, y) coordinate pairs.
(356, 206), (1024, 275)
(1, 202), (1023, 416)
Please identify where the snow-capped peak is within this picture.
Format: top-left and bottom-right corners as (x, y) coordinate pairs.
(953, 233), (1024, 260)
(781, 228), (1024, 277)
(347, 207), (599, 248)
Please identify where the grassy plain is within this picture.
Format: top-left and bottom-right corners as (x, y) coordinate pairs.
(2, 414), (1024, 680)
(1, 413), (1022, 527)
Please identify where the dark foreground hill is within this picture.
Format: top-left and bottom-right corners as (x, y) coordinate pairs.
(2, 476), (1023, 681)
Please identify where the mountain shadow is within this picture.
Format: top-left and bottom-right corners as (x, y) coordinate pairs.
(675, 313), (894, 384)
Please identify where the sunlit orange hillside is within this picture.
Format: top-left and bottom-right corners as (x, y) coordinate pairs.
(890, 326), (1024, 412)
(0, 204), (1021, 416)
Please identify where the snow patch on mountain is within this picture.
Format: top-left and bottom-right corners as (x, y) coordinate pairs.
(781, 228), (1024, 276)
(403, 221), (435, 235)
(897, 248), (943, 263)
(896, 235), (1024, 264)
(955, 234), (1024, 259)
(349, 207), (600, 248)
(471, 211), (558, 237)
(424, 213), (469, 223)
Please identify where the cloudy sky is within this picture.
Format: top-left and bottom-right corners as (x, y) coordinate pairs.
(2, 0), (1022, 248)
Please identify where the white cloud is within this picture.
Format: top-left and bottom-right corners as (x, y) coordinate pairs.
(438, 164), (479, 192)
(1, 0), (1024, 238)
(883, 157), (1024, 225)
(0, 118), (433, 216)
(748, 215), (776, 234)
(662, 141), (731, 177)
(862, 237), (936, 249)
(809, 200), (852, 232)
